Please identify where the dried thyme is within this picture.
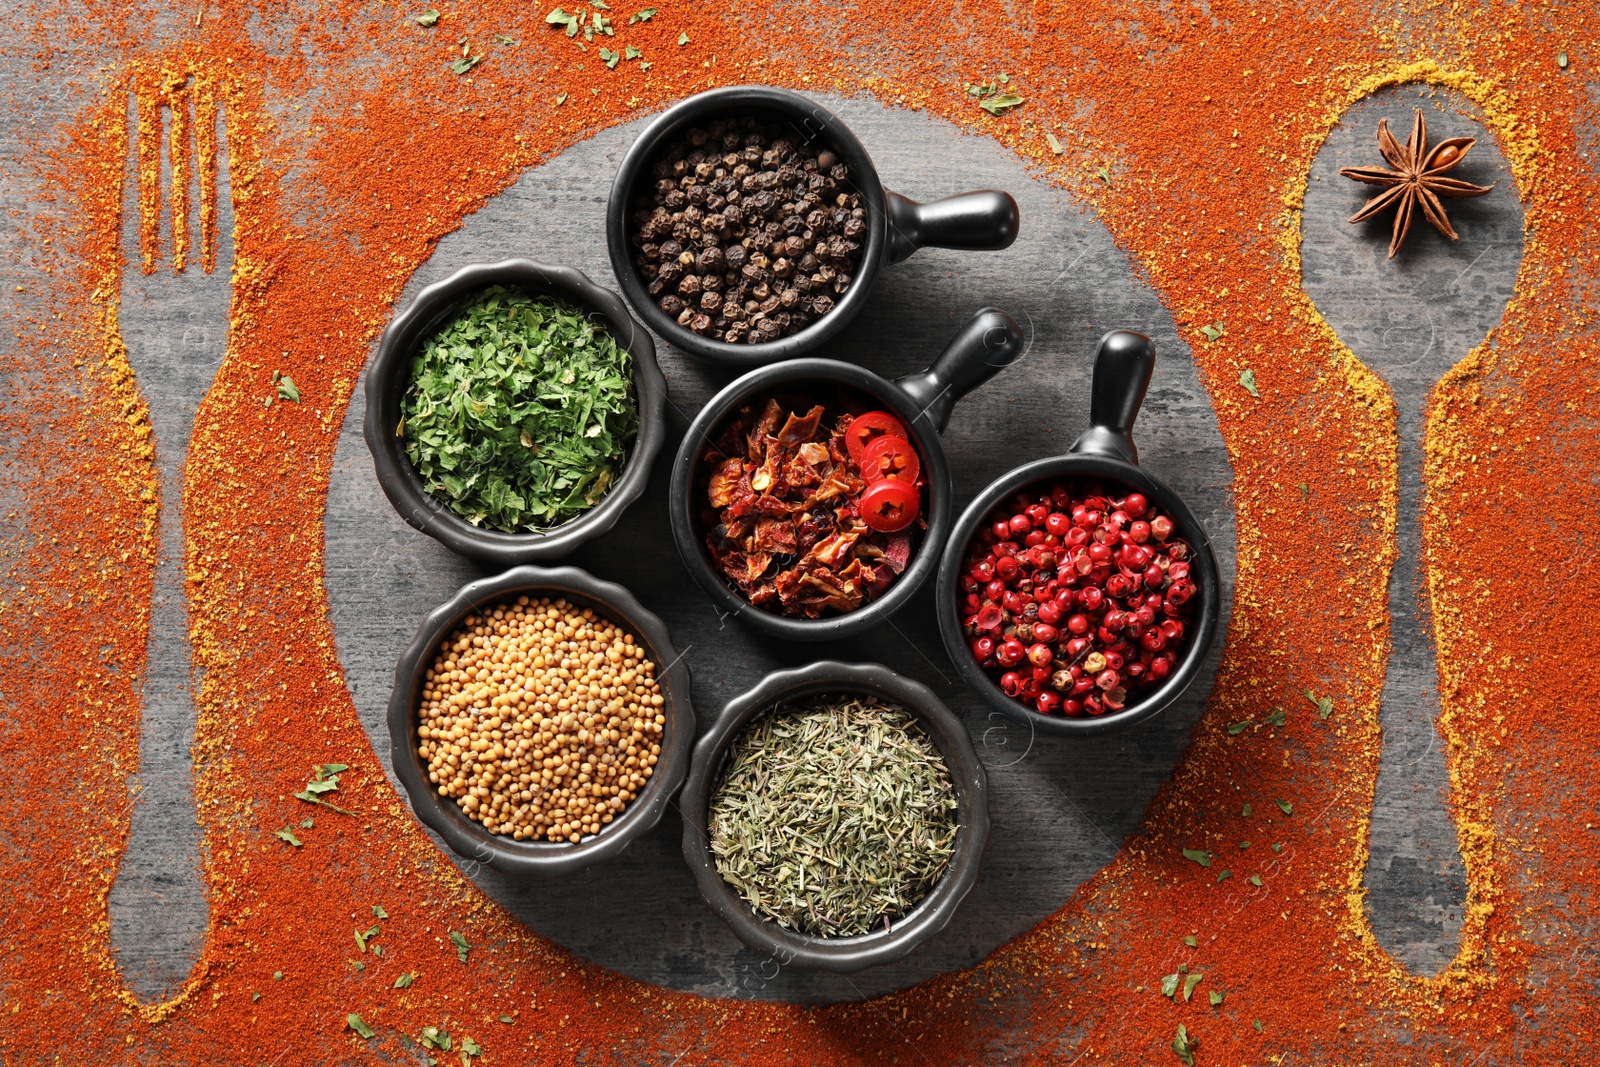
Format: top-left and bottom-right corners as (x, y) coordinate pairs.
(707, 696), (959, 938)
(401, 286), (637, 533)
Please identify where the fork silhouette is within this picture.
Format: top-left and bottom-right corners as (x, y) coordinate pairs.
(108, 71), (233, 1004)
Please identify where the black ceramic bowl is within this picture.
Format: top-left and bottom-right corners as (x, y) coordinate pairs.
(387, 565), (693, 877)
(364, 259), (666, 566)
(607, 85), (1020, 367)
(680, 661), (989, 973)
(669, 307), (1024, 642)
(936, 331), (1223, 736)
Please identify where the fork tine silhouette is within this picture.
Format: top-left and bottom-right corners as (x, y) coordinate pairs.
(109, 68), (231, 1005)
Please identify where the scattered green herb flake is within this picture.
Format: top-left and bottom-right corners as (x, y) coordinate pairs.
(1217, 869), (1232, 882)
(372, 944), (384, 957)
(1272, 842), (1283, 853)
(294, 764), (355, 815)
(591, 0), (609, 7)
(1242, 803), (1252, 817)
(1161, 972), (1181, 998)
(373, 905), (389, 919)
(299, 817), (314, 829)
(1557, 50), (1569, 69)
(1209, 989), (1224, 1006)
(1046, 131), (1064, 155)
(639, 60), (651, 70)
(1240, 368), (1260, 397)
(494, 32), (515, 44)
(1182, 973), (1204, 1002)
(462, 1036), (483, 1056)
(1095, 164), (1112, 186)
(395, 973), (416, 989)
(348, 1014), (376, 1040)
(401, 287), (638, 534)
(1183, 935), (1198, 948)
(355, 925), (380, 953)
(1172, 1022), (1198, 1066)
(1239, 840), (1251, 849)
(451, 53), (482, 74)
(1254, 1019), (1264, 1032)
(1300, 481), (1310, 502)
(599, 46), (620, 67)
(273, 373), (301, 403)
(450, 930), (471, 963)
(1276, 799), (1293, 816)
(274, 826), (302, 847)
(252, 991), (261, 1002)
(629, 6), (656, 20)
(1266, 707), (1286, 727)
(353, 960), (365, 972)
(545, 7), (571, 24)
(421, 1026), (452, 1051)
(1182, 848), (1212, 868)
(1305, 688), (1334, 719)
(1249, 874), (1263, 887)
(1200, 322), (1223, 341)
(1228, 719), (1251, 735)
(273, 971), (283, 981)
(555, 92), (568, 105)
(624, 45), (641, 59)
(498, 1015), (514, 1024)
(415, 8), (440, 26)
(979, 92), (1025, 116)
(677, 30), (689, 44)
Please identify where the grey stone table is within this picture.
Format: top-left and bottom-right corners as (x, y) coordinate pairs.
(98, 86), (1524, 1003)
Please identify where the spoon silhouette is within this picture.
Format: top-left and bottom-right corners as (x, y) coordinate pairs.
(1301, 85), (1523, 976)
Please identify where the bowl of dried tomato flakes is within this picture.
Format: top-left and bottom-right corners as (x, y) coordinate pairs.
(936, 331), (1223, 736)
(668, 307), (1025, 642)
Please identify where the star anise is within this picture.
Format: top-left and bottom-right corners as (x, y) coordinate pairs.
(1339, 108), (1493, 258)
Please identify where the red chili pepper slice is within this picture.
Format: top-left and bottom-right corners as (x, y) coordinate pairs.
(859, 479), (920, 533)
(843, 410), (908, 463)
(858, 434), (921, 485)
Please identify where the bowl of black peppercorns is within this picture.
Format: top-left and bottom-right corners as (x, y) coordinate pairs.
(607, 85), (1022, 367)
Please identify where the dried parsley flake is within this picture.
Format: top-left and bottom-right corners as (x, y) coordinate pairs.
(402, 287), (637, 533)
(708, 696), (959, 938)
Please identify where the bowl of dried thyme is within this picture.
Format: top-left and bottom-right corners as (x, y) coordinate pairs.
(679, 661), (989, 972)
(364, 259), (666, 565)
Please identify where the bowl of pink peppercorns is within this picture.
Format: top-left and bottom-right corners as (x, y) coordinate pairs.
(936, 330), (1222, 735)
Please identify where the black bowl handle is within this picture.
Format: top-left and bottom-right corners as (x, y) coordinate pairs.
(1069, 331), (1155, 465)
(895, 307), (1025, 433)
(884, 190), (1020, 264)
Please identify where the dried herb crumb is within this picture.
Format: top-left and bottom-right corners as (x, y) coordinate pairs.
(629, 7), (656, 21)
(1249, 874), (1263, 887)
(1276, 799), (1293, 815)
(1209, 989), (1225, 1006)
(1182, 848), (1212, 868)
(1046, 132), (1064, 154)
(1217, 869), (1231, 882)
(372, 905), (388, 919)
(273, 826), (302, 847)
(1304, 688), (1333, 718)
(1172, 1022), (1198, 1065)
(1161, 972), (1180, 998)
(1183, 935), (1198, 948)
(1240, 368), (1260, 397)
(1228, 719), (1251, 735)
(1199, 322), (1224, 341)
(415, 8), (439, 25)
(348, 1014), (376, 1040)
(450, 930), (471, 963)
(1182, 972), (1204, 1001)
(394, 973), (415, 989)
(676, 30), (688, 44)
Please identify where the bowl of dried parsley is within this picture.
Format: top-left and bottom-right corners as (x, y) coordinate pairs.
(679, 661), (990, 973)
(364, 259), (665, 564)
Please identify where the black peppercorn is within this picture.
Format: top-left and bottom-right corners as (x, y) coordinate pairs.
(632, 115), (864, 342)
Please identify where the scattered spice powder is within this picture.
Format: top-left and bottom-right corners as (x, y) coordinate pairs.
(2, 0), (1598, 1063)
